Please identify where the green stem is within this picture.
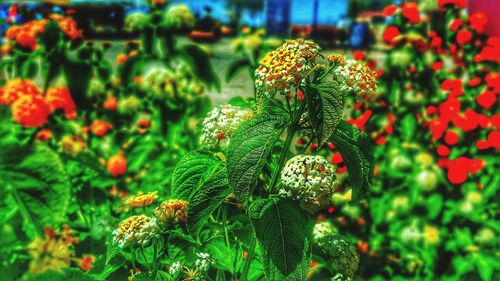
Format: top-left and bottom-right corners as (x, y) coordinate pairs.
(222, 205), (230, 247)
(240, 235), (257, 281)
(268, 127), (295, 194)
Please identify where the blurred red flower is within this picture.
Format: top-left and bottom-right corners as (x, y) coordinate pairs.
(402, 3), (420, 24)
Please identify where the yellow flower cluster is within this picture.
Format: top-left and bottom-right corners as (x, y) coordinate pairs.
(27, 226), (79, 274)
(112, 215), (158, 247)
(155, 199), (189, 224)
(255, 39), (320, 95)
(125, 191), (158, 207)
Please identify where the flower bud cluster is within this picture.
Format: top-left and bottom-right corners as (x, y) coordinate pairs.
(280, 155), (337, 212)
(334, 59), (377, 101)
(201, 104), (253, 148)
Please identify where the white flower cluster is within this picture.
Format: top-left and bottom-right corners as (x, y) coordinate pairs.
(194, 252), (214, 273)
(334, 59), (377, 101)
(112, 215), (158, 248)
(255, 39), (321, 96)
(143, 66), (205, 102)
(201, 104), (253, 148)
(280, 155), (338, 213)
(162, 4), (196, 33)
(124, 13), (148, 32)
(169, 261), (182, 275)
(318, 236), (359, 279)
(313, 221), (338, 243)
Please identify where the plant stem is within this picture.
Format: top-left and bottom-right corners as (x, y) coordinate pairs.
(240, 235), (256, 281)
(268, 127), (295, 193)
(222, 205), (230, 247)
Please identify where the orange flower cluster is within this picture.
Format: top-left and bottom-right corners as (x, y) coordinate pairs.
(4, 14), (81, 50)
(107, 153), (127, 177)
(0, 79), (76, 128)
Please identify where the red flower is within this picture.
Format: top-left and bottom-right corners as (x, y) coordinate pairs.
(441, 79), (463, 96)
(0, 79), (40, 105)
(383, 26), (401, 45)
(402, 3), (420, 24)
(477, 90), (496, 109)
(438, 0), (467, 9)
(429, 118), (449, 140)
(456, 29), (472, 45)
(444, 131), (460, 146)
(45, 87), (76, 119)
(297, 89), (305, 100)
(382, 5), (397, 17)
(431, 36), (443, 49)
(107, 153), (127, 177)
(11, 95), (50, 128)
(103, 96), (118, 110)
(439, 97), (461, 120)
(468, 77), (481, 87)
(36, 129), (52, 141)
(437, 145), (450, 157)
(485, 72), (500, 93)
(431, 61), (443, 71)
(331, 152), (343, 164)
(447, 157), (484, 184)
(449, 18), (462, 32)
(375, 136), (387, 145)
(487, 130), (500, 149)
(354, 51), (366, 61)
(91, 119), (113, 137)
(469, 11), (488, 34)
(475, 37), (500, 63)
(453, 109), (479, 132)
(426, 106), (437, 116)
(16, 31), (37, 50)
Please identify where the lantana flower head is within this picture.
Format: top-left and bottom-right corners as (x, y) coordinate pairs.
(280, 155), (338, 213)
(45, 86), (76, 119)
(112, 215), (158, 247)
(27, 226), (78, 274)
(316, 236), (359, 279)
(125, 191), (158, 208)
(155, 199), (188, 225)
(255, 39), (321, 95)
(334, 59), (378, 101)
(201, 104), (253, 148)
(11, 95), (50, 128)
(162, 4), (196, 33)
(0, 79), (40, 105)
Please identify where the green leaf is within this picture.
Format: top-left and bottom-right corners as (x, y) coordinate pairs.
(0, 144), (70, 238)
(307, 83), (345, 145)
(27, 268), (95, 281)
(178, 44), (220, 91)
(329, 121), (374, 202)
(171, 151), (231, 238)
(205, 238), (243, 274)
(88, 254), (126, 279)
(227, 112), (289, 203)
(225, 57), (252, 83)
(249, 198), (314, 281)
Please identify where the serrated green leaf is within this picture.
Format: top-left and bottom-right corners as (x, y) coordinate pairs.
(225, 57), (252, 83)
(307, 83), (345, 145)
(329, 121), (374, 202)
(227, 112), (289, 203)
(171, 151), (230, 238)
(249, 197), (314, 281)
(0, 144), (70, 238)
(205, 238), (243, 274)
